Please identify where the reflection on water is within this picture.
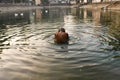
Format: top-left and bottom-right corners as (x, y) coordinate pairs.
(0, 8), (120, 80)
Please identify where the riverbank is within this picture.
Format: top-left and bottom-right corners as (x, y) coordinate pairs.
(79, 1), (120, 10)
(0, 1), (120, 13)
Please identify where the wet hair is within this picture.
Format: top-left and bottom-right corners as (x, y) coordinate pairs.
(58, 28), (65, 32)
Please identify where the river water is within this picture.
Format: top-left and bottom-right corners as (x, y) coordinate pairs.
(0, 7), (120, 80)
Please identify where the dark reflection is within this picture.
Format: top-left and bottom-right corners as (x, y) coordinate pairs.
(41, 8), (49, 22)
(101, 11), (120, 51)
(0, 48), (3, 55)
(55, 44), (68, 52)
(41, 8), (71, 22)
(0, 11), (30, 26)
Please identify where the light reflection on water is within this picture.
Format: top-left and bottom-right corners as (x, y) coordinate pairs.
(0, 8), (120, 80)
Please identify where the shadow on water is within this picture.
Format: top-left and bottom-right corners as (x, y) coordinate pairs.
(0, 8), (120, 80)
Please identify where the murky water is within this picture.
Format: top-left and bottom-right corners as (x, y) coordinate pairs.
(0, 8), (120, 80)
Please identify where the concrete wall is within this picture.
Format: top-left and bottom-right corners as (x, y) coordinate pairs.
(92, 0), (101, 3)
(49, 0), (70, 5)
(49, 0), (58, 4)
(70, 0), (76, 4)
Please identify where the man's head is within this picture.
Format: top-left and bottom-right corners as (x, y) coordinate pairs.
(58, 28), (65, 32)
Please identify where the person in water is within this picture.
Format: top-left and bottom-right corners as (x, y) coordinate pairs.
(54, 28), (69, 43)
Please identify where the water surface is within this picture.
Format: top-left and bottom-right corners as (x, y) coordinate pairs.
(0, 8), (120, 80)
